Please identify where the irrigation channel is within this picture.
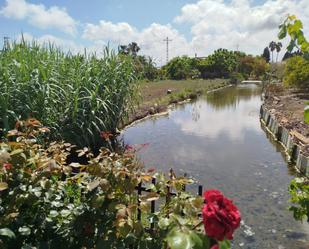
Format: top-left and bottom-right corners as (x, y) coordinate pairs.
(121, 84), (309, 249)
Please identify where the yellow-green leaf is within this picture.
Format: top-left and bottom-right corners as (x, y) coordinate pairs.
(0, 182), (8, 191)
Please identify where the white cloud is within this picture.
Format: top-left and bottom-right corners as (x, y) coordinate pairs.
(81, 0), (309, 64)
(3, 0), (309, 63)
(83, 21), (194, 65)
(174, 0), (309, 56)
(1, 0), (77, 35)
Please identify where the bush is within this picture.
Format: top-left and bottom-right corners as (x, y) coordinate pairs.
(289, 177), (309, 222)
(283, 56), (309, 89)
(164, 56), (193, 80)
(0, 121), (240, 249)
(0, 41), (138, 149)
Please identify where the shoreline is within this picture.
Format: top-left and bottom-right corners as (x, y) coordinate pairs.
(261, 86), (309, 175)
(120, 84), (233, 131)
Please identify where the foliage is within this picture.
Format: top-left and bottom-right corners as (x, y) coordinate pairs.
(119, 42), (140, 57)
(283, 56), (309, 88)
(268, 41), (282, 63)
(0, 40), (138, 149)
(289, 177), (309, 222)
(0, 122), (240, 249)
(238, 55), (268, 80)
(133, 56), (158, 81)
(282, 50), (303, 61)
(262, 47), (270, 63)
(164, 56), (194, 80)
(278, 15), (309, 60)
(197, 49), (238, 79)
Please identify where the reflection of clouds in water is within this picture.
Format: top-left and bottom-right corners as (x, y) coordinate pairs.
(174, 96), (261, 142)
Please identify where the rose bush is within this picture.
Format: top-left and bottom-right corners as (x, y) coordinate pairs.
(0, 120), (241, 248)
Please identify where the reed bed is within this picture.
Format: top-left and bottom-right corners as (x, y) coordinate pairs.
(0, 41), (138, 148)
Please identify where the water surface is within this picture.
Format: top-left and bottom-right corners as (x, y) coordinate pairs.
(122, 84), (309, 249)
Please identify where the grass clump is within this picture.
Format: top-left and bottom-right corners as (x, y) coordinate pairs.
(0, 40), (138, 149)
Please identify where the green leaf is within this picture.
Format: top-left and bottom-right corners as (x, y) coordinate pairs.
(190, 232), (210, 249)
(278, 26), (287, 39)
(60, 209), (71, 217)
(0, 228), (16, 239)
(10, 149), (24, 156)
(167, 229), (193, 249)
(158, 217), (170, 229)
(219, 239), (231, 249)
(18, 226), (31, 236)
(287, 40), (295, 52)
(49, 210), (59, 218)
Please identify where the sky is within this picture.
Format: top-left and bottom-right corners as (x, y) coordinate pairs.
(0, 0), (308, 65)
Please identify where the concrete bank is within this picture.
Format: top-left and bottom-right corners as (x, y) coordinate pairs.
(260, 105), (309, 175)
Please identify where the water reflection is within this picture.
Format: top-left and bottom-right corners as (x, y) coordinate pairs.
(121, 84), (309, 248)
(174, 85), (261, 141)
(205, 84), (262, 110)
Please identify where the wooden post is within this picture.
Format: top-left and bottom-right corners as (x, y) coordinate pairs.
(198, 185), (203, 196)
(151, 177), (156, 230)
(182, 173), (187, 191)
(137, 182), (142, 221)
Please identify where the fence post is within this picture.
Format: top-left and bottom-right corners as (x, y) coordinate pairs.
(182, 173), (187, 191)
(198, 185), (203, 196)
(137, 182), (142, 221)
(151, 177), (156, 230)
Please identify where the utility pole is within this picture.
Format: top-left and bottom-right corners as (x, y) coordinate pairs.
(3, 36), (9, 51)
(163, 37), (172, 64)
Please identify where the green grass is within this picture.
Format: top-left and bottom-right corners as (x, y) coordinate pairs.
(0, 40), (138, 149)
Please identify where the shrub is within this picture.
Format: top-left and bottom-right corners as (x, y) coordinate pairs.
(0, 121), (240, 249)
(289, 177), (309, 222)
(283, 56), (309, 89)
(164, 56), (193, 80)
(0, 41), (138, 149)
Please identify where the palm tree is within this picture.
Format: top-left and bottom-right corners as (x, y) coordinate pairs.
(128, 42), (140, 57)
(275, 42), (283, 62)
(269, 41), (276, 63)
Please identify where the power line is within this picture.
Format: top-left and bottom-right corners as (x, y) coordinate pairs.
(163, 37), (172, 64)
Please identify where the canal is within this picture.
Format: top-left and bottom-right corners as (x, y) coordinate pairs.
(121, 84), (309, 249)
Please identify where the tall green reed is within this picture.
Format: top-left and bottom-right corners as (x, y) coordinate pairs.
(0, 40), (138, 149)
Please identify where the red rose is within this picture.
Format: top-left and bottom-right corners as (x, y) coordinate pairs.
(202, 190), (241, 241)
(3, 163), (12, 170)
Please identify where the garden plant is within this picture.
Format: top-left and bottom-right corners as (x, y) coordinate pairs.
(0, 120), (241, 249)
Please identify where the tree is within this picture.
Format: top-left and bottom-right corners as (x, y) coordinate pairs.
(164, 56), (193, 80)
(118, 42), (140, 57)
(269, 41), (276, 62)
(197, 49), (238, 79)
(284, 56), (309, 89)
(282, 50), (303, 61)
(262, 47), (270, 63)
(275, 42), (283, 62)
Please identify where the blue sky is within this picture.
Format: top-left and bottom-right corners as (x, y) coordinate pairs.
(0, 0), (199, 40)
(0, 0), (308, 65)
